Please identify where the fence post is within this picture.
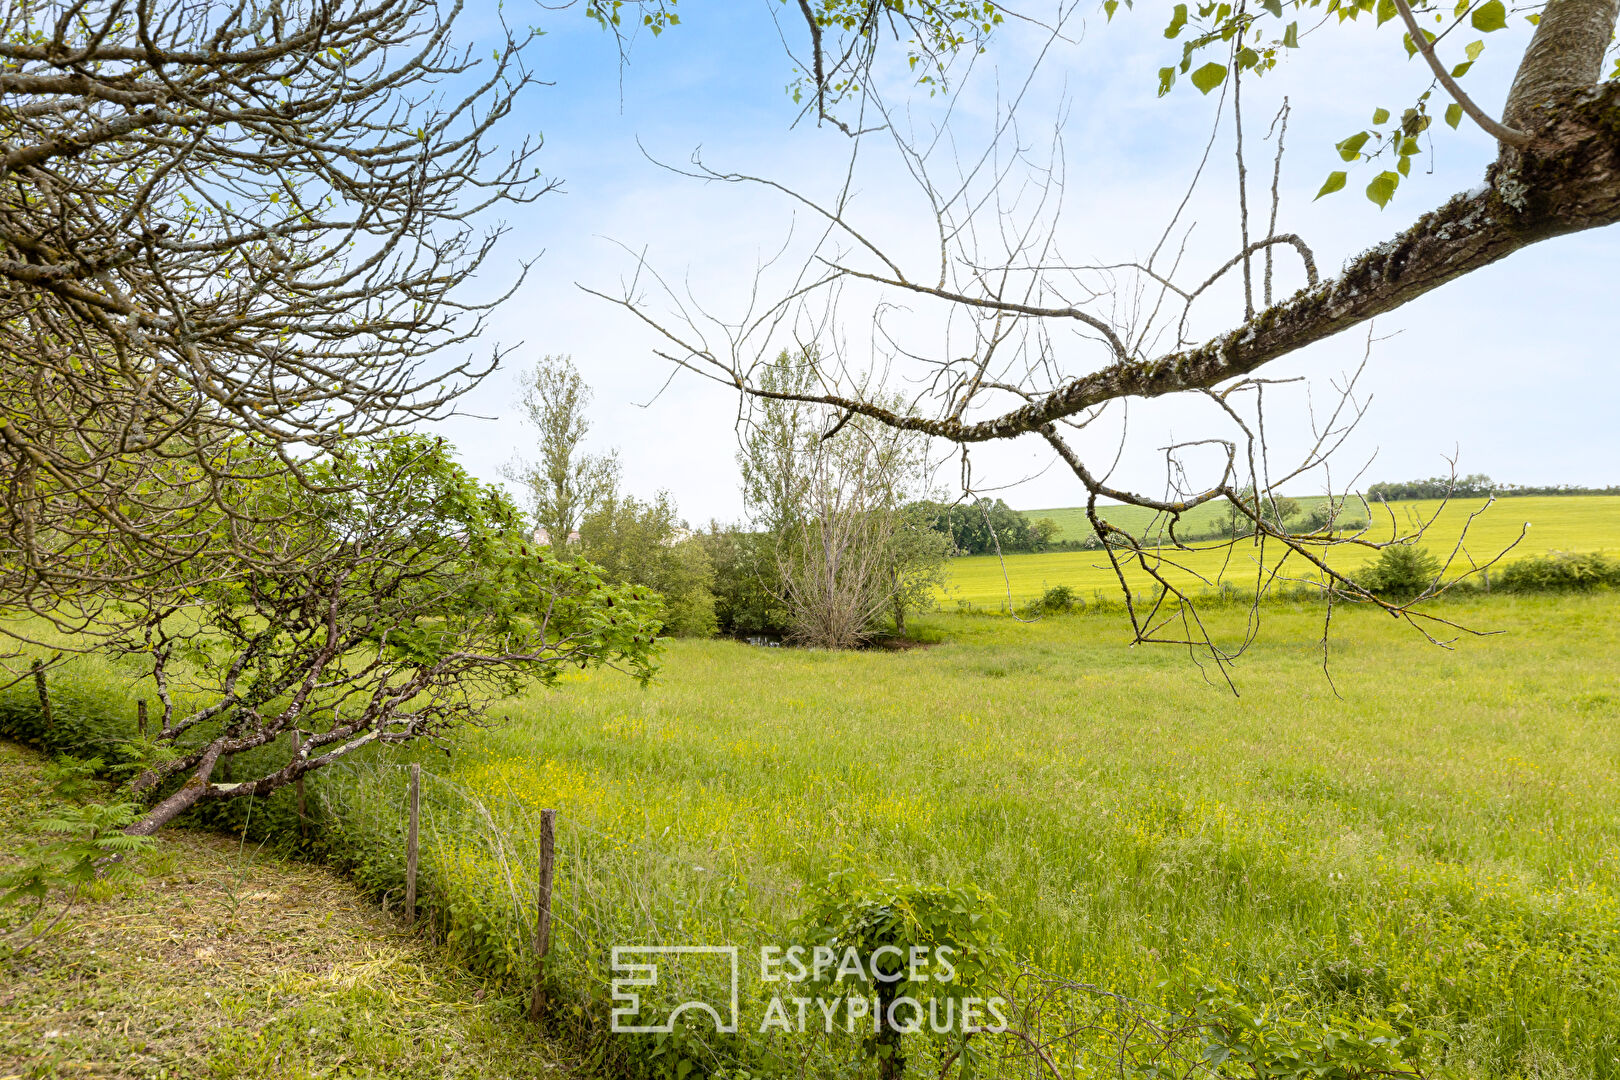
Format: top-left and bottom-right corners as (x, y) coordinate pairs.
(405, 762), (421, 925)
(291, 728), (306, 838)
(136, 698), (148, 738)
(528, 808), (557, 1023)
(31, 660), (51, 728)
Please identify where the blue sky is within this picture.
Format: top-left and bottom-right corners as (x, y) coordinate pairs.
(433, 2), (1616, 522)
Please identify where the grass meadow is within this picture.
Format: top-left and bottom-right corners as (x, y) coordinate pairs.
(8, 495), (1618, 1078)
(952, 495), (1620, 608)
(298, 592), (1620, 1079)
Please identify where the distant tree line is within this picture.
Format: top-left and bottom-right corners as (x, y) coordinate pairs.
(1367, 475), (1620, 501)
(911, 491), (1374, 552)
(909, 499), (1064, 555)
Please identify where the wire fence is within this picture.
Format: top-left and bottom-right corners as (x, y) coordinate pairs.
(305, 760), (1426, 1080)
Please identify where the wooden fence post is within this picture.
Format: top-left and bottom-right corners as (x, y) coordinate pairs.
(31, 660), (51, 728)
(528, 808), (557, 1023)
(405, 763), (421, 925)
(136, 698), (148, 738)
(291, 728), (306, 838)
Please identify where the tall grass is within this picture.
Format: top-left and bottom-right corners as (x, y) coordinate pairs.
(281, 593), (1620, 1078)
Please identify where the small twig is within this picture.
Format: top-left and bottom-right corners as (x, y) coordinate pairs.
(1392, 0), (1530, 148)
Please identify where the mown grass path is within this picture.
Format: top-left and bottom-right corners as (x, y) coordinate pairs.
(0, 741), (569, 1080)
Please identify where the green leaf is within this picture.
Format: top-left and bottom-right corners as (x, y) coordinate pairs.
(1372, 107), (1390, 125)
(1465, 39), (1485, 60)
(1282, 20), (1300, 46)
(1261, 0), (1283, 16)
(1158, 66), (1176, 96)
(1398, 154), (1412, 176)
(1165, 3), (1189, 37)
(1451, 60), (1473, 77)
(1104, 0), (1119, 19)
(1471, 0), (1506, 31)
(1403, 27), (1437, 56)
(1315, 171), (1348, 199)
(1335, 130), (1371, 161)
(1366, 170), (1400, 208)
(1190, 61), (1228, 94)
(1445, 102), (1464, 128)
(1375, 0), (1397, 25)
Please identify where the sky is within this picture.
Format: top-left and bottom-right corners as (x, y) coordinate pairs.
(428, 2), (1616, 524)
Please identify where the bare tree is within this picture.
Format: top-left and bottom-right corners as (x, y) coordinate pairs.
(503, 355), (621, 550)
(759, 387), (944, 648)
(589, 0), (1614, 677)
(0, 0), (545, 646)
(780, 437), (912, 648)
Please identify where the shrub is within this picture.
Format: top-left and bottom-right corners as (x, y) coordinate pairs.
(795, 867), (1009, 1080)
(699, 524), (790, 637)
(1356, 545), (1441, 600)
(1034, 585), (1079, 614)
(1495, 551), (1620, 592)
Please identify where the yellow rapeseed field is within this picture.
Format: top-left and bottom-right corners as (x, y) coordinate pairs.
(947, 495), (1620, 608)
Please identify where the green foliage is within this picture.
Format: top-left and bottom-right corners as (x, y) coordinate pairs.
(1223, 487), (1302, 537)
(946, 495), (1620, 608)
(884, 503), (953, 635)
(797, 866), (1009, 991)
(164, 435), (664, 693)
(0, 801), (154, 914)
(198, 593), (1620, 1078)
(1369, 475), (1620, 500)
(39, 754), (104, 802)
(1029, 517), (1061, 552)
(1023, 584), (1080, 616)
(580, 491), (718, 637)
(0, 667), (139, 763)
(698, 524), (791, 637)
(1316, 171), (1348, 199)
(1495, 551), (1620, 592)
(913, 497), (1034, 554)
(1183, 979), (1432, 1079)
(1356, 545), (1441, 599)
(49, 434), (666, 836)
(739, 350), (942, 646)
(796, 864), (1009, 1077)
(786, 0), (1004, 105)
(1143, 0), (1521, 207)
(503, 354), (620, 553)
(1368, 474), (1497, 501)
(1303, 499), (1369, 534)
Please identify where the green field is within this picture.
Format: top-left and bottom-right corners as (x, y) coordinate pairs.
(952, 495), (1620, 608)
(296, 594), (1620, 1078)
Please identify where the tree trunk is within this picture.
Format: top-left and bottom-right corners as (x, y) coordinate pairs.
(1503, 0), (1620, 130)
(126, 745), (224, 837)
